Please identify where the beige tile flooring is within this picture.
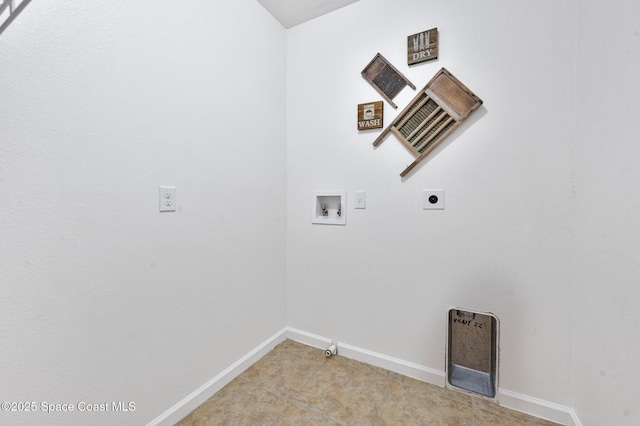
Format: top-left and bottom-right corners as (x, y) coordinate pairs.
(177, 340), (561, 426)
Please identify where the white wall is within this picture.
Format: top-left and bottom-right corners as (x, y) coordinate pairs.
(287, 0), (576, 409)
(4, 0), (640, 424)
(574, 1), (640, 424)
(0, 1), (287, 425)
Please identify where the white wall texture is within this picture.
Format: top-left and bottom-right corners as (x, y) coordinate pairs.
(2, 0), (640, 424)
(0, 1), (287, 425)
(574, 0), (640, 425)
(287, 0), (576, 409)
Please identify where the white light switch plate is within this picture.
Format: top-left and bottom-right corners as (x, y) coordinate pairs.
(423, 189), (444, 210)
(354, 191), (366, 209)
(159, 186), (176, 212)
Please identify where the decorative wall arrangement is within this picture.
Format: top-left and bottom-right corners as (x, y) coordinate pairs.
(361, 53), (415, 108)
(407, 28), (438, 65)
(357, 101), (384, 130)
(373, 68), (483, 177)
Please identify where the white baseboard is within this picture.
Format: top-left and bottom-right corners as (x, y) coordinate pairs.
(285, 328), (445, 387)
(337, 342), (446, 387)
(147, 328), (288, 426)
(148, 326), (581, 426)
(284, 327), (333, 350)
(499, 388), (582, 426)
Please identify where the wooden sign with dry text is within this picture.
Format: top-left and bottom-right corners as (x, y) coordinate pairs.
(362, 53), (415, 108)
(373, 68), (483, 177)
(408, 28), (438, 65)
(357, 101), (383, 130)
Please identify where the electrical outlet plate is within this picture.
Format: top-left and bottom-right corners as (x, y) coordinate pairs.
(423, 189), (444, 210)
(159, 186), (176, 212)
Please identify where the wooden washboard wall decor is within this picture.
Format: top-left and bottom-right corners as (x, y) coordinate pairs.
(373, 68), (483, 177)
(362, 53), (416, 109)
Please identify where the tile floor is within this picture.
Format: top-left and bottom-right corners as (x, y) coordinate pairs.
(177, 340), (561, 426)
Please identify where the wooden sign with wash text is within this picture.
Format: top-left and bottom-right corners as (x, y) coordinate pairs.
(408, 28), (438, 65)
(358, 101), (383, 130)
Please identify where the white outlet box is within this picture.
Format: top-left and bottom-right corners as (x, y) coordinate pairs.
(159, 186), (176, 212)
(423, 189), (444, 210)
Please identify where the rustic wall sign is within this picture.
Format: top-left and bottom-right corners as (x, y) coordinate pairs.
(408, 28), (438, 65)
(373, 68), (483, 177)
(362, 53), (415, 108)
(357, 101), (383, 130)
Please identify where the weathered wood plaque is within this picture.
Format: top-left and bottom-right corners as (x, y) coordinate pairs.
(408, 28), (438, 65)
(357, 101), (383, 130)
(373, 68), (483, 177)
(362, 53), (415, 109)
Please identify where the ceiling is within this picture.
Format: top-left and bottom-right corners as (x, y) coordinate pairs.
(257, 0), (360, 29)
